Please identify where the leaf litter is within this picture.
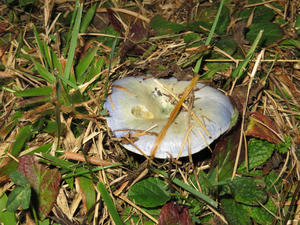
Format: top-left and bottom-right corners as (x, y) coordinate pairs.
(0, 0), (299, 224)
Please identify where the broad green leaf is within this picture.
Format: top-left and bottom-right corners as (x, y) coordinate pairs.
(0, 160), (18, 182)
(14, 86), (52, 97)
(229, 177), (267, 206)
(150, 16), (185, 35)
(265, 171), (282, 194)
(75, 47), (98, 84)
(248, 198), (277, 225)
(246, 22), (283, 46)
(9, 170), (29, 187)
(239, 5), (275, 23)
(6, 186), (31, 212)
(220, 198), (251, 225)
(215, 38), (238, 55)
(42, 120), (59, 134)
(215, 5), (230, 35)
(97, 182), (123, 225)
(18, 155), (61, 220)
(252, 6), (275, 23)
(11, 125), (32, 156)
(184, 33), (200, 44)
(128, 177), (170, 208)
(78, 176), (96, 220)
(0, 193), (17, 225)
(96, 26), (120, 48)
(238, 139), (275, 172)
(276, 136), (291, 154)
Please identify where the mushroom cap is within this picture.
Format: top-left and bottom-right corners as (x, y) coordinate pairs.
(105, 76), (235, 158)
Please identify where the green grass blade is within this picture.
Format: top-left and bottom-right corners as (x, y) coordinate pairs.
(205, 0), (225, 46)
(28, 143), (52, 155)
(64, 3), (83, 83)
(63, 1), (79, 57)
(40, 153), (75, 170)
(14, 86), (52, 97)
(86, 56), (104, 82)
(33, 60), (56, 83)
(40, 153), (121, 177)
(33, 25), (45, 65)
(15, 31), (24, 59)
(158, 170), (218, 208)
(231, 30), (264, 81)
(56, 73), (79, 90)
(51, 48), (63, 74)
(80, 3), (97, 33)
(42, 42), (53, 70)
(55, 80), (62, 150)
(75, 47), (98, 84)
(62, 163), (122, 179)
(97, 182), (123, 225)
(78, 176), (96, 221)
(194, 0), (225, 74)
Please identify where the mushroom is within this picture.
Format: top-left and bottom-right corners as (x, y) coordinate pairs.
(104, 76), (236, 158)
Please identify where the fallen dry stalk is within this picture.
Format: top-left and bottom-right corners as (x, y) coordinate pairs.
(150, 74), (200, 158)
(61, 152), (115, 166)
(232, 49), (265, 179)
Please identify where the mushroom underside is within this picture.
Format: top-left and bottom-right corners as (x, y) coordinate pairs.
(105, 76), (234, 158)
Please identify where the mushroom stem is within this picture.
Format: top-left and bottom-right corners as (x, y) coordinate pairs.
(150, 74), (200, 158)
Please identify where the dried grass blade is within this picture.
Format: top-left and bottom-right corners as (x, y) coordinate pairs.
(232, 48), (265, 179)
(153, 79), (211, 137)
(150, 74), (200, 158)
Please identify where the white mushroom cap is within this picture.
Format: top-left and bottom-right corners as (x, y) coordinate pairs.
(105, 76), (235, 158)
